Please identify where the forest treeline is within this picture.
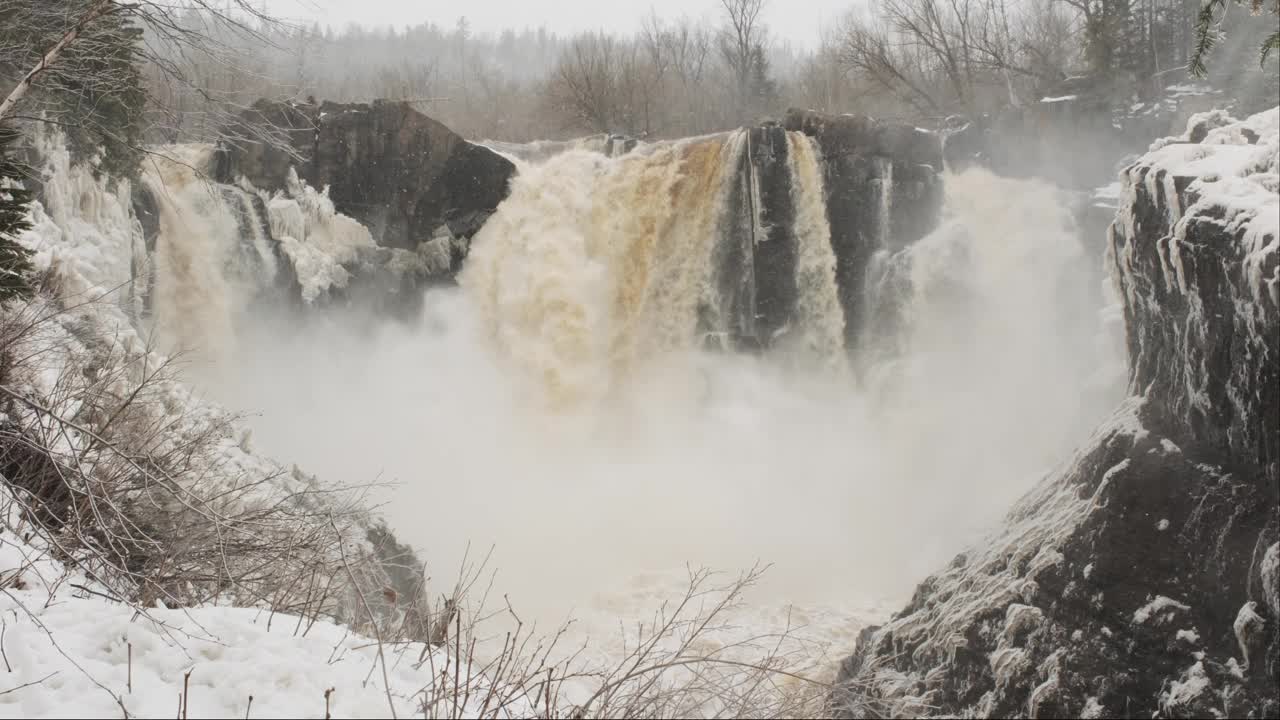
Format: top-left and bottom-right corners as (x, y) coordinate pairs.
(145, 0), (1280, 143)
(0, 0), (1277, 158)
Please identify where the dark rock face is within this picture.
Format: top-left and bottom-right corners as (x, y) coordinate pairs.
(783, 108), (944, 350)
(698, 111), (943, 352)
(128, 181), (160, 320)
(1111, 120), (1279, 478)
(218, 99), (515, 268)
(748, 124), (799, 344)
(604, 134), (639, 157)
(834, 108), (1280, 718)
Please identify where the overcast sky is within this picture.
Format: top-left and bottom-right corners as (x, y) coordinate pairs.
(262, 0), (850, 49)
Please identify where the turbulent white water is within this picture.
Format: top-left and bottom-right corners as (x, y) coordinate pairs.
(25, 127), (1126, 686)
(785, 133), (847, 367)
(217, 142), (1121, 611)
(142, 145), (247, 362)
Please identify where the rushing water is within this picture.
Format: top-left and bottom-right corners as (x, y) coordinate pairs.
(27, 126), (1127, 695)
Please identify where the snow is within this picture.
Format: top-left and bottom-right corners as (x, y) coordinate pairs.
(2, 131), (484, 719)
(1080, 696), (1105, 718)
(0, 500), (516, 720)
(262, 169), (377, 303)
(1157, 519), (1170, 531)
(1134, 107), (1279, 312)
(1002, 604), (1044, 643)
(1132, 595), (1190, 625)
(1160, 661), (1211, 712)
(1232, 601), (1265, 668)
(1262, 543), (1280, 619)
(1165, 83), (1218, 97)
(0, 594), (494, 719)
(0, 461), (523, 720)
(1097, 459), (1131, 495)
(989, 647), (1030, 689)
(1176, 628), (1200, 644)
(1039, 95), (1078, 103)
(16, 130), (144, 320)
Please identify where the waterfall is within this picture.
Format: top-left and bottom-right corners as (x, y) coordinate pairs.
(222, 184), (280, 289)
(461, 130), (851, 407)
(874, 156), (894, 249)
(142, 145), (245, 360)
(136, 147), (386, 362)
(13, 125), (1130, 692)
(865, 167), (1127, 468)
(785, 132), (847, 368)
(460, 138), (728, 406)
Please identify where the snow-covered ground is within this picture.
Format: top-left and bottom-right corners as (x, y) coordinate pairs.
(0, 491), (520, 719)
(1, 131), (497, 718)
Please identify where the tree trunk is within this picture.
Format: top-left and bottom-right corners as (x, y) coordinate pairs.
(0, 0), (118, 123)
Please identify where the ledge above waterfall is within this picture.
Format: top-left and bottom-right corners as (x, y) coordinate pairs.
(783, 108), (944, 174)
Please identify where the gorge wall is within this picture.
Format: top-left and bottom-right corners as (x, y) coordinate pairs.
(716, 113), (942, 352)
(834, 107), (1279, 719)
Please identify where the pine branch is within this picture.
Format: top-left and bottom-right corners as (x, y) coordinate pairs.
(1262, 30), (1280, 64)
(1188, 0), (1229, 78)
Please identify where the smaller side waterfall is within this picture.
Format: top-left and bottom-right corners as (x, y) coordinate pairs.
(221, 184), (281, 290)
(785, 132), (847, 368)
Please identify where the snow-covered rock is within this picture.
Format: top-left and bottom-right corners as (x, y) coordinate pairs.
(0, 491), (516, 719)
(833, 108), (1280, 718)
(6, 128), (434, 656)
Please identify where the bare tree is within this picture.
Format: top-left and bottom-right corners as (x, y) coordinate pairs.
(838, 13), (947, 116)
(836, 0), (1081, 120)
(0, 0), (290, 174)
(718, 0), (770, 123)
(547, 33), (622, 134)
(641, 17), (716, 136)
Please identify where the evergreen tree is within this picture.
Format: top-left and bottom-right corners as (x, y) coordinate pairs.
(0, 124), (35, 304)
(0, 1), (147, 179)
(1190, 0), (1280, 76)
(748, 43), (779, 120)
(59, 11), (147, 179)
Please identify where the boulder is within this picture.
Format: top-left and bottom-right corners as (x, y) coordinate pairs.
(217, 99), (515, 270)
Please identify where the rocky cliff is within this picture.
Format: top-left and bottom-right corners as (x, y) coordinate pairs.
(218, 99), (516, 274)
(731, 110), (943, 350)
(834, 108), (1279, 718)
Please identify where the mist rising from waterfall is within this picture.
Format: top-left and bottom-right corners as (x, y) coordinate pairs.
(138, 135), (1125, 631)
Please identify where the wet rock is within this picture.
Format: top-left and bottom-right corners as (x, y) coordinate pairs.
(834, 108), (1280, 719)
(784, 108), (944, 349)
(748, 124), (798, 344)
(217, 99), (515, 269)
